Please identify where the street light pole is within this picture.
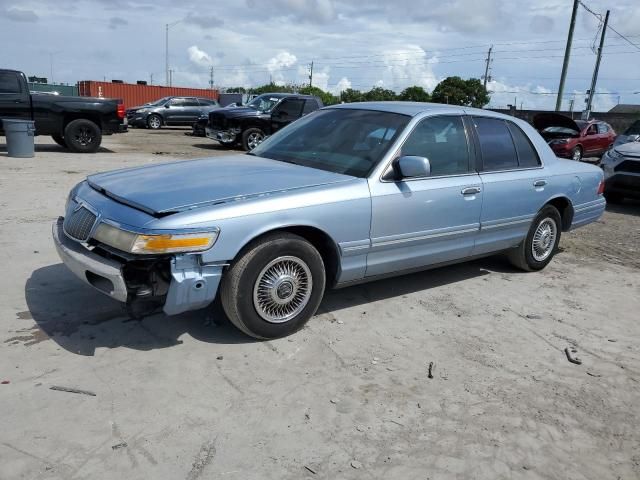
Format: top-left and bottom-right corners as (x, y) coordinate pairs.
(165, 20), (181, 87)
(556, 0), (579, 111)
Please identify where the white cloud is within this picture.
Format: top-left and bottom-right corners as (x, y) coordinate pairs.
(379, 45), (439, 91)
(187, 45), (213, 68)
(332, 77), (352, 94)
(266, 51), (297, 84)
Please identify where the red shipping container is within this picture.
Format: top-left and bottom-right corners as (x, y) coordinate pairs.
(77, 81), (219, 109)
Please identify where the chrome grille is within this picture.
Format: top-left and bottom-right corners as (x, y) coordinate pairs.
(63, 206), (97, 241)
(209, 112), (227, 130)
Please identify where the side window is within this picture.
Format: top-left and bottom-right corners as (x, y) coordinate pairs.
(0, 72), (22, 94)
(473, 117), (518, 171)
(597, 123), (609, 134)
(586, 124), (598, 135)
(199, 99), (218, 106)
(506, 122), (541, 168)
(182, 98), (200, 107)
(275, 99), (304, 118)
(169, 98), (186, 107)
(302, 99), (318, 115)
(401, 116), (470, 176)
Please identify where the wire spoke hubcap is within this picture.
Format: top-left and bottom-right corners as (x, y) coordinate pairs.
(532, 217), (557, 262)
(253, 256), (312, 323)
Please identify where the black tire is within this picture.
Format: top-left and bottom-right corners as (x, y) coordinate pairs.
(220, 233), (326, 339)
(571, 146), (582, 161)
(507, 205), (562, 272)
(63, 119), (102, 153)
(241, 127), (265, 151)
(51, 134), (67, 148)
(147, 114), (162, 129)
(604, 192), (624, 204)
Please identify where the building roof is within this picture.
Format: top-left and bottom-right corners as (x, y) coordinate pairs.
(608, 104), (640, 114)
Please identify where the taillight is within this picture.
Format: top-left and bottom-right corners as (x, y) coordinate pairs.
(117, 103), (125, 119)
(597, 179), (605, 195)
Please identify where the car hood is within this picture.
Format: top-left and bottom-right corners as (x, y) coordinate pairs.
(87, 155), (353, 216)
(613, 141), (640, 157)
(211, 106), (262, 118)
(533, 113), (581, 132)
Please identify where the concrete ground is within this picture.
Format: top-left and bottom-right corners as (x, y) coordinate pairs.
(1, 129), (639, 480)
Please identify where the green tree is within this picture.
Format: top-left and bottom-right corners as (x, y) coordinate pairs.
(224, 87), (246, 93)
(431, 77), (490, 108)
(363, 87), (397, 101)
(298, 85), (339, 105)
(398, 86), (431, 102)
(249, 82), (295, 95)
(340, 88), (364, 103)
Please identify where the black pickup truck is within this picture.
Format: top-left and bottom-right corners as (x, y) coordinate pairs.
(0, 69), (127, 153)
(205, 93), (323, 150)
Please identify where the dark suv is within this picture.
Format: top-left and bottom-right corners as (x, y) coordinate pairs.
(126, 96), (220, 129)
(206, 93), (322, 150)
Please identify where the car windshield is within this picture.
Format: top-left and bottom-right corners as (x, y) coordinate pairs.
(624, 120), (640, 135)
(246, 94), (282, 112)
(250, 108), (410, 178)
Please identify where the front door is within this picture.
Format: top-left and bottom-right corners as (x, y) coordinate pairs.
(582, 124), (600, 156)
(367, 115), (482, 277)
(470, 116), (546, 255)
(271, 98), (304, 133)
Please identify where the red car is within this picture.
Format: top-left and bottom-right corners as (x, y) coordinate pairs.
(534, 113), (616, 161)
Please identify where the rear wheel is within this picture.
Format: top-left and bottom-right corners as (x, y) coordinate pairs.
(220, 233), (326, 339)
(51, 134), (67, 148)
(147, 114), (162, 129)
(242, 127), (265, 151)
(64, 119), (102, 153)
(571, 146), (582, 161)
(507, 205), (562, 271)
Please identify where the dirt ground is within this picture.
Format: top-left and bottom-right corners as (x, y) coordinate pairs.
(1, 129), (639, 480)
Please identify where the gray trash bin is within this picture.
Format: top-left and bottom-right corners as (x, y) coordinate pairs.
(4, 119), (36, 158)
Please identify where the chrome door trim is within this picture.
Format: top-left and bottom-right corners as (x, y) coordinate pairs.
(370, 224), (479, 250)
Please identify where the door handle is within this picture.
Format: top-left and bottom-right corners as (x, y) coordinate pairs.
(533, 179), (547, 187)
(461, 186), (481, 195)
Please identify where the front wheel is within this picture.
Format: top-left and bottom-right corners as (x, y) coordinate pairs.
(64, 119), (102, 153)
(507, 205), (562, 271)
(147, 114), (162, 129)
(220, 233), (326, 339)
(242, 127), (265, 151)
(571, 146), (582, 161)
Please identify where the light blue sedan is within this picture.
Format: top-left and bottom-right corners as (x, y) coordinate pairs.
(53, 102), (606, 338)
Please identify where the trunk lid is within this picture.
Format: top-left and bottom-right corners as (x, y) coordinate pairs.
(87, 155), (353, 216)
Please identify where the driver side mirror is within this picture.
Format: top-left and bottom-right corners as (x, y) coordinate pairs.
(164, 104), (170, 108)
(393, 155), (431, 179)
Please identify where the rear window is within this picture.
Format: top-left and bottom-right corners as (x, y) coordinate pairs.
(473, 117), (519, 171)
(506, 122), (541, 167)
(0, 72), (22, 94)
(597, 123), (609, 134)
(302, 99), (319, 115)
(624, 121), (640, 135)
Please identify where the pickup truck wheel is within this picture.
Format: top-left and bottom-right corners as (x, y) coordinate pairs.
(51, 134), (67, 148)
(507, 205), (562, 271)
(242, 128), (265, 151)
(147, 114), (162, 129)
(64, 119), (102, 153)
(220, 233), (326, 339)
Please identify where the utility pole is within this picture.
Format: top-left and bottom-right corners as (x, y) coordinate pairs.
(165, 23), (169, 86)
(150, 73), (154, 86)
(209, 66), (214, 90)
(556, 0), (579, 111)
(482, 46), (493, 89)
(585, 9), (609, 115)
(169, 69), (173, 87)
(309, 61), (314, 88)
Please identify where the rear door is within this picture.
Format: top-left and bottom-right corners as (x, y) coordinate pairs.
(0, 71), (31, 131)
(471, 116), (545, 255)
(597, 123), (614, 152)
(180, 97), (202, 123)
(367, 114), (482, 276)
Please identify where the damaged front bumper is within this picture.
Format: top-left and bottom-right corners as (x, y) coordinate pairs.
(52, 217), (224, 316)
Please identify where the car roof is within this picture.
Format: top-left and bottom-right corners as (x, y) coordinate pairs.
(257, 92), (318, 99)
(328, 101), (517, 119)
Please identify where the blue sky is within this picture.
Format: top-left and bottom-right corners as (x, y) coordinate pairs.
(1, 0), (639, 111)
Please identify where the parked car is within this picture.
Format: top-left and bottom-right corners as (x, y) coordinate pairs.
(534, 113), (616, 161)
(53, 102), (605, 339)
(600, 141), (640, 202)
(126, 96), (220, 129)
(0, 69), (126, 153)
(613, 119), (640, 148)
(206, 93), (323, 150)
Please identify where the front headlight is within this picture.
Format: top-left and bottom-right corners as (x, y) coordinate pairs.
(93, 223), (219, 254)
(137, 108), (149, 114)
(604, 148), (624, 161)
(549, 139), (569, 145)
